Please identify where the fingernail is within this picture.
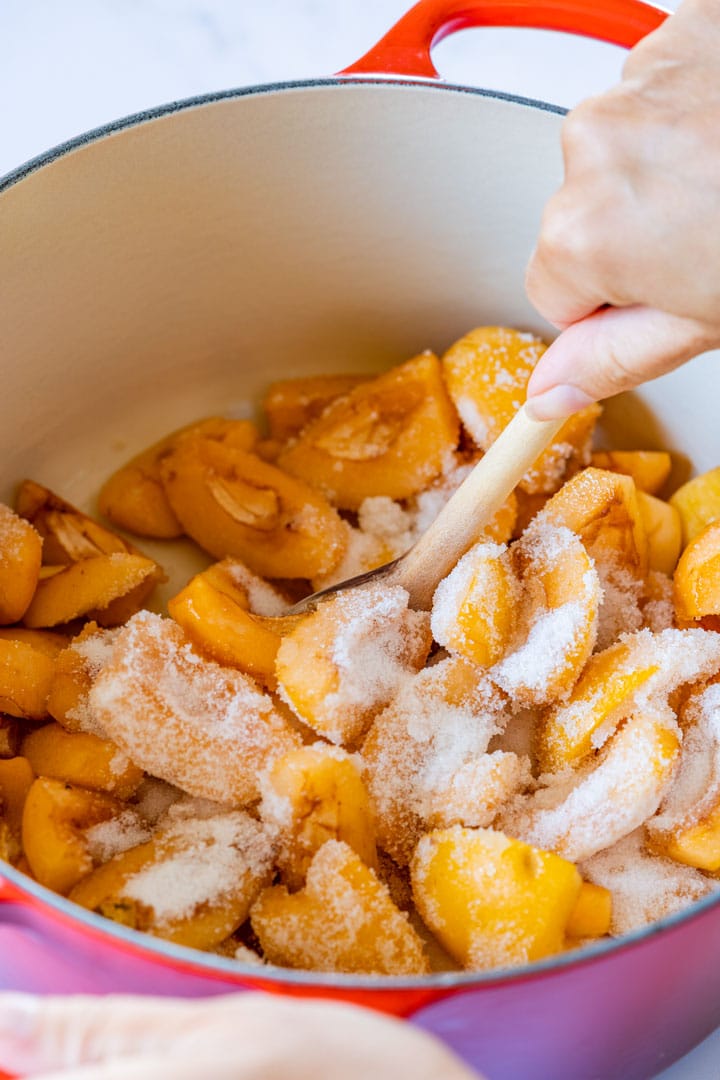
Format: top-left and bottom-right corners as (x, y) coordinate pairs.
(0, 993), (39, 1039)
(525, 384), (596, 421)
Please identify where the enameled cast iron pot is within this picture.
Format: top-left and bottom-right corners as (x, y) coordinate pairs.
(2, 2), (719, 1077)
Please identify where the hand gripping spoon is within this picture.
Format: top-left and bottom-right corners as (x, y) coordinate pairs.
(290, 404), (566, 614)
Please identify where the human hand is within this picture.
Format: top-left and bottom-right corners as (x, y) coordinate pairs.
(0, 991), (478, 1080)
(525, 0), (720, 420)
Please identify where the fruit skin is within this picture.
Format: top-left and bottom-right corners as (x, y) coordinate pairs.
(674, 519), (720, 622)
(0, 504), (42, 624)
(251, 840), (429, 975)
(278, 353), (460, 510)
(411, 826), (582, 970)
(670, 465), (720, 546)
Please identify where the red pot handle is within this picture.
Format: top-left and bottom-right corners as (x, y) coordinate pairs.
(341, 0), (668, 78)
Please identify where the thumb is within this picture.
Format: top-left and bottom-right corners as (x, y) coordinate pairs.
(525, 305), (715, 420)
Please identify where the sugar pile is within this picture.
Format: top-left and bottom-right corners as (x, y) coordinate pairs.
(582, 830), (718, 935)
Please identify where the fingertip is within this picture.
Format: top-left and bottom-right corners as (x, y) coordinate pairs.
(525, 384), (596, 421)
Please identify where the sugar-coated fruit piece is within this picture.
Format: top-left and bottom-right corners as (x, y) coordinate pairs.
(431, 542), (517, 669)
(275, 583), (431, 746)
(537, 467), (648, 579)
(490, 524), (600, 707)
(669, 466), (720, 546)
(22, 777), (127, 894)
(21, 723), (143, 800)
(590, 451), (672, 496)
(22, 554), (159, 629)
(537, 628), (720, 773)
(0, 504), (42, 624)
(674, 520), (720, 622)
(565, 881), (612, 939)
(263, 374), (370, 441)
(251, 840), (429, 974)
(278, 353), (460, 510)
(99, 417), (258, 539)
(537, 640), (656, 773)
(0, 639), (56, 720)
(160, 434), (346, 580)
(260, 744), (377, 890)
(646, 681), (720, 870)
(442, 327), (546, 448)
(411, 826), (582, 969)
(504, 713), (681, 862)
(440, 326), (600, 494)
(637, 493), (682, 576)
(362, 657), (519, 864)
(168, 560), (299, 688)
(70, 811), (275, 949)
(89, 612), (301, 806)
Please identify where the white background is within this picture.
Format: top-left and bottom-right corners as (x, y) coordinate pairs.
(1, 1), (716, 1077)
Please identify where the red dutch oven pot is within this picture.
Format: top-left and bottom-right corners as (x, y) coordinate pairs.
(5, 1), (720, 1077)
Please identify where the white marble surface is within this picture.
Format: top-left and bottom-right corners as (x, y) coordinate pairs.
(1, 1), (718, 1077)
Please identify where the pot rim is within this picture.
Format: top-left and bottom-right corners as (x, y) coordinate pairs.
(0, 74), (565, 195)
(3, 73), (719, 992)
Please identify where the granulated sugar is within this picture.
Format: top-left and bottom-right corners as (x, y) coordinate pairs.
(90, 612), (300, 805)
(64, 626), (121, 737)
(85, 809), (152, 863)
(311, 521), (389, 591)
(641, 571), (676, 633)
(582, 829), (717, 935)
(595, 556), (644, 651)
(123, 812), (275, 926)
(221, 559), (289, 616)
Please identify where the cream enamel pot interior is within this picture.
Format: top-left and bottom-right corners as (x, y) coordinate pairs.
(3, 2), (720, 1078)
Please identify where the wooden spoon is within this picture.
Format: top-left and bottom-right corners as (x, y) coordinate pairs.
(290, 404), (565, 613)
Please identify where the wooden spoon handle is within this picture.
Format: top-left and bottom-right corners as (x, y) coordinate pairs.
(391, 404), (566, 609)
